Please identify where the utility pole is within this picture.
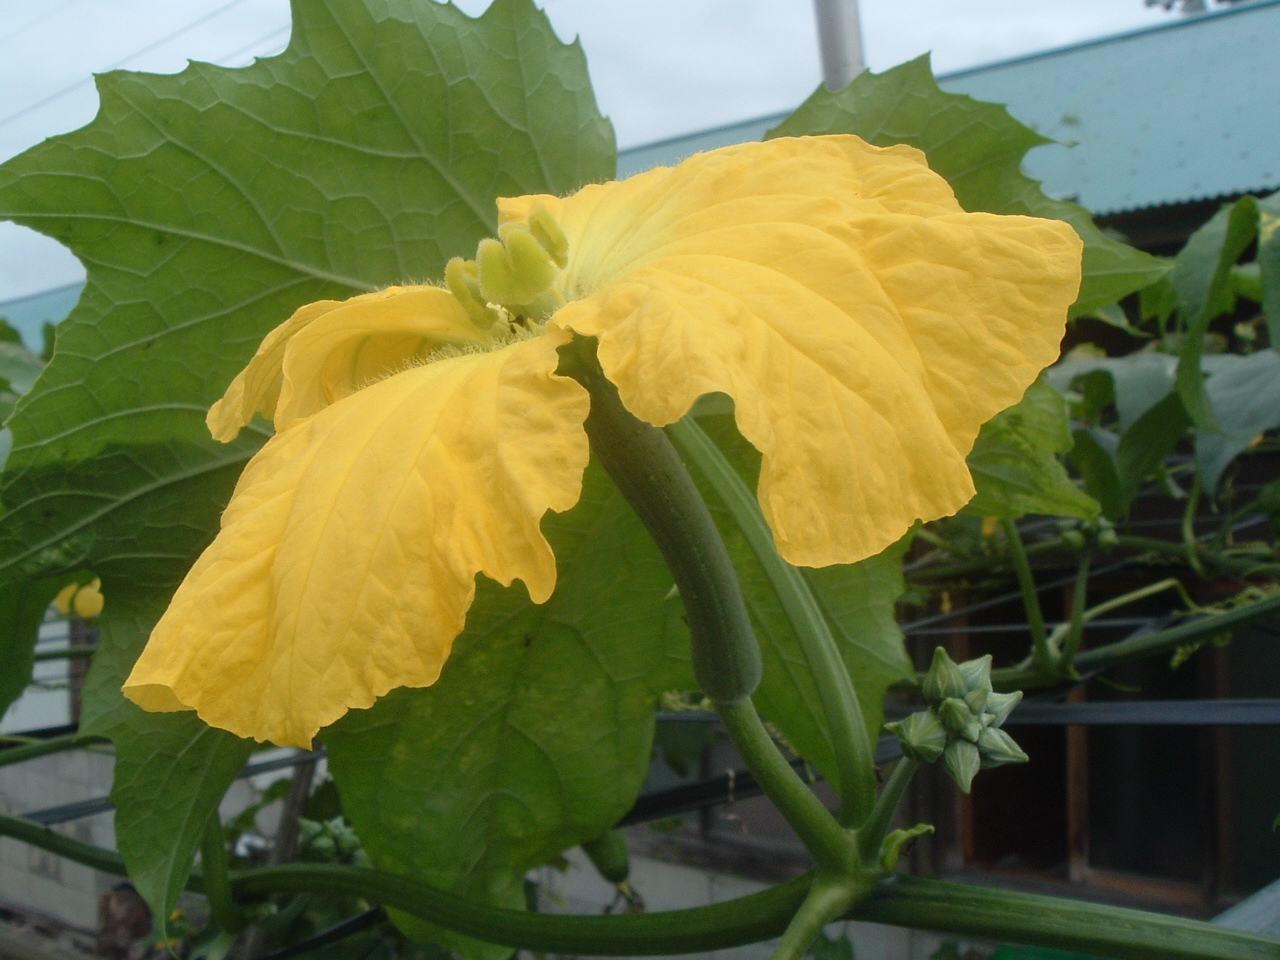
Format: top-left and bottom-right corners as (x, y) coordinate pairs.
(812, 0), (866, 90)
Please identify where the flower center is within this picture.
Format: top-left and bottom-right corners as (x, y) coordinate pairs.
(445, 210), (569, 333)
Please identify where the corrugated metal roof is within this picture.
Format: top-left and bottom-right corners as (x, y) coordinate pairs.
(943, 0), (1280, 215)
(0, 282), (78, 351)
(620, 0), (1280, 215)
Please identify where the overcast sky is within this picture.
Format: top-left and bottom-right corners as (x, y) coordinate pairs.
(0, 0), (1179, 302)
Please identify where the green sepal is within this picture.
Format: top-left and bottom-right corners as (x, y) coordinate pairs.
(937, 698), (982, 744)
(885, 710), (947, 764)
(957, 653), (993, 695)
(983, 690), (1023, 727)
(879, 823), (936, 872)
(921, 647), (967, 705)
(977, 726), (1030, 769)
(942, 739), (981, 793)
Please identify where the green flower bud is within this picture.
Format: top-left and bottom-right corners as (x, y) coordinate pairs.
(922, 647), (967, 705)
(1060, 529), (1086, 551)
(885, 709), (947, 764)
(937, 697), (982, 743)
(983, 689), (1022, 727)
(977, 726), (1029, 768)
(942, 739), (981, 793)
(957, 654), (993, 695)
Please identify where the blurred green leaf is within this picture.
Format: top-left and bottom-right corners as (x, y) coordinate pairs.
(1170, 198), (1259, 427)
(1257, 192), (1280, 350)
(769, 55), (1169, 316)
(1195, 350), (1280, 491)
(965, 377), (1100, 521)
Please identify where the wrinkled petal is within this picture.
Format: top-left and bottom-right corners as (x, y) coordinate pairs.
(208, 286), (482, 440)
(507, 136), (1082, 566)
(126, 330), (589, 746)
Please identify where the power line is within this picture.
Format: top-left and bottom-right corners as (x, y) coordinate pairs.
(0, 0), (83, 51)
(0, 0), (257, 131)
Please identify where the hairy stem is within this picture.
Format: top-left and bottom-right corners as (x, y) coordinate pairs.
(667, 416), (876, 828)
(0, 733), (106, 768)
(717, 699), (853, 871)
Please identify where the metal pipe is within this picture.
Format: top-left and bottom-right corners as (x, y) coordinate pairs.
(812, 0), (866, 89)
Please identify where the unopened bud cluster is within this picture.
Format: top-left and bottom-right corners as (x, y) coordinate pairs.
(885, 648), (1028, 793)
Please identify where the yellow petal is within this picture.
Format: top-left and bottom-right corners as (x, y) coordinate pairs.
(126, 330), (590, 746)
(510, 136), (1082, 567)
(207, 286), (482, 441)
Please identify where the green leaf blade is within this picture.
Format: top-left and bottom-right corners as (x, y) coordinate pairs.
(0, 0), (615, 587)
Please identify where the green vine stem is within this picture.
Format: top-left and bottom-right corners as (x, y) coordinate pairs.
(0, 733), (106, 768)
(201, 812), (244, 933)
(717, 699), (854, 872)
(993, 589), (1280, 689)
(667, 415), (877, 828)
(0, 811), (1275, 960)
(1056, 552), (1092, 669)
(1183, 474), (1207, 577)
(1001, 519), (1053, 672)
(855, 757), (920, 864)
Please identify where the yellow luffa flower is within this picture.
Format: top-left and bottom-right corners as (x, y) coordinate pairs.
(123, 136), (1082, 747)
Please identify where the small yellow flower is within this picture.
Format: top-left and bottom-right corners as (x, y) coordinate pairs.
(123, 136), (1081, 746)
(53, 579), (104, 619)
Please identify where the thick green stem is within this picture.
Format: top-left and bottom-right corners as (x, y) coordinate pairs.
(201, 812), (244, 933)
(563, 341), (851, 871)
(858, 875), (1280, 960)
(771, 877), (867, 960)
(856, 758), (919, 864)
(1057, 552), (1092, 668)
(0, 733), (106, 768)
(0, 811), (1274, 960)
(1001, 519), (1053, 671)
(667, 416), (876, 828)
(562, 340), (760, 703)
(717, 698), (853, 872)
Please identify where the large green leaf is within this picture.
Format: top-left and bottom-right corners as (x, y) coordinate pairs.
(768, 56), (1168, 316)
(1169, 197), (1259, 428)
(78, 583), (252, 929)
(689, 410), (913, 788)
(965, 377), (1100, 521)
(324, 464), (689, 957)
(0, 0), (614, 587)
